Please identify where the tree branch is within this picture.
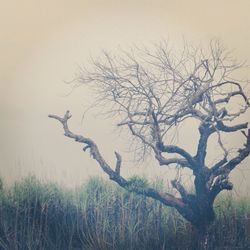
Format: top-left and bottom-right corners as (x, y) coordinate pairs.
(155, 153), (192, 168)
(211, 129), (250, 176)
(157, 143), (198, 169)
(171, 179), (191, 202)
(195, 124), (215, 165)
(48, 111), (187, 209)
(216, 121), (248, 132)
(209, 175), (233, 203)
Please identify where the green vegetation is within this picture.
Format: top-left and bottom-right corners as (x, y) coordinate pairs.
(126, 176), (149, 193)
(0, 176), (250, 250)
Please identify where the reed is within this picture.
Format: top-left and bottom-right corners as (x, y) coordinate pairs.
(0, 176), (249, 249)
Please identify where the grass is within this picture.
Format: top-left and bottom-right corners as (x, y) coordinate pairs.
(0, 176), (250, 250)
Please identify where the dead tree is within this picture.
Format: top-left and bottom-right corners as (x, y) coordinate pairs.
(49, 41), (250, 247)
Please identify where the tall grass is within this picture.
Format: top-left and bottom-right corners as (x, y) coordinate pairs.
(0, 176), (250, 250)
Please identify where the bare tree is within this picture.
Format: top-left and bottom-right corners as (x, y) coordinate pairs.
(49, 41), (250, 248)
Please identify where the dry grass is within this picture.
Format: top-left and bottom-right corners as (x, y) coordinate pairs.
(0, 176), (249, 250)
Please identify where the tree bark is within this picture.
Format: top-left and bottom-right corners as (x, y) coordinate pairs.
(197, 226), (210, 250)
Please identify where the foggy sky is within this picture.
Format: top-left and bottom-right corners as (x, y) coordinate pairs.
(1, 0), (250, 194)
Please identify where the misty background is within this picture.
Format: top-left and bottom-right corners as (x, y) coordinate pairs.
(1, 0), (250, 195)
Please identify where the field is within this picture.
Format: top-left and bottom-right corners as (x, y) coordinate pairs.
(0, 176), (250, 250)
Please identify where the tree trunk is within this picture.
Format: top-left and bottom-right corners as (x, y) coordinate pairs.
(183, 191), (215, 249)
(196, 223), (213, 250)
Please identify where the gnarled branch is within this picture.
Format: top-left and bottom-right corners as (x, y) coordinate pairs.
(48, 111), (187, 210)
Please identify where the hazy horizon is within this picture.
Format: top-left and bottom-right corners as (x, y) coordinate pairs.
(1, 0), (250, 195)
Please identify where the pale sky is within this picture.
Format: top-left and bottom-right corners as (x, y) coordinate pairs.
(0, 0), (250, 194)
